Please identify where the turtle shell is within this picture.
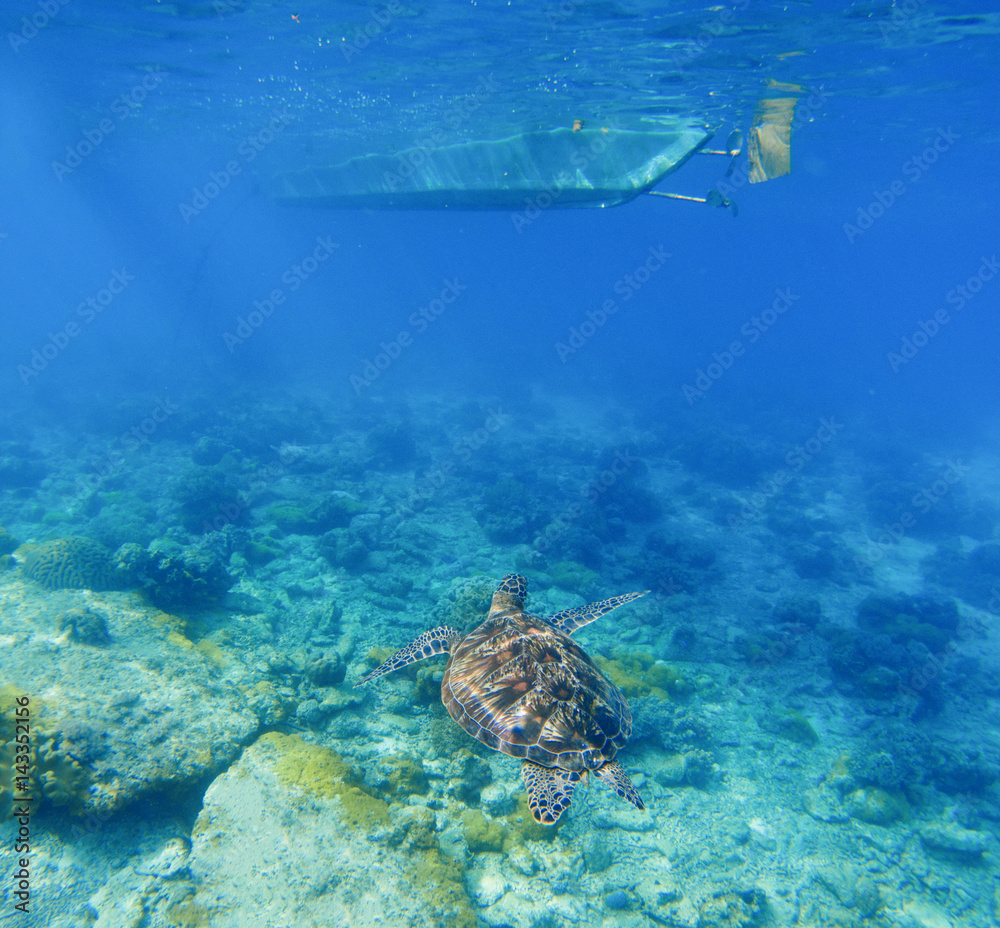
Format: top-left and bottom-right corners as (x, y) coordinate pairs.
(441, 610), (632, 773)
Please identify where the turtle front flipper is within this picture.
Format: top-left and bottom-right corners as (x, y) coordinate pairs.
(355, 625), (461, 687)
(547, 590), (649, 635)
(522, 762), (580, 825)
(594, 760), (645, 812)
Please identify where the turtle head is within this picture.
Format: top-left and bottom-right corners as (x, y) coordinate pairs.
(490, 573), (527, 616)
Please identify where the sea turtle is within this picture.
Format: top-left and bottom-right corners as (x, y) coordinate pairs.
(356, 573), (648, 825)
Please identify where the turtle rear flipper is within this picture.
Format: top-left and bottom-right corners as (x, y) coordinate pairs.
(594, 759), (645, 811)
(355, 625), (461, 687)
(522, 762), (580, 825)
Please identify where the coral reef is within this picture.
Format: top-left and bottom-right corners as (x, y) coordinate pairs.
(772, 594), (823, 627)
(441, 575), (497, 627)
(673, 429), (779, 488)
(919, 821), (991, 859)
(844, 787), (908, 825)
(596, 650), (693, 701)
(461, 809), (506, 853)
(366, 419), (417, 466)
(191, 435), (231, 466)
(822, 593), (965, 709)
(0, 445), (47, 488)
(88, 492), (158, 549)
(864, 467), (996, 540)
(0, 687), (92, 813)
(186, 734), (479, 928)
(924, 540), (1000, 610)
(267, 733), (391, 828)
(173, 466), (245, 533)
(136, 540), (233, 613)
(630, 695), (709, 754)
(757, 707), (819, 746)
(589, 445), (662, 523)
(548, 559), (601, 592)
(16, 536), (121, 591)
(0, 524), (18, 555)
(477, 477), (545, 543)
(640, 530), (717, 593)
(699, 888), (767, 928)
(857, 592), (960, 653)
(6, 382), (1000, 928)
(57, 606), (111, 645)
(268, 495), (365, 535)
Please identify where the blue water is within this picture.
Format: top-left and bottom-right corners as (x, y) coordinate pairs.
(2, 2), (1000, 926)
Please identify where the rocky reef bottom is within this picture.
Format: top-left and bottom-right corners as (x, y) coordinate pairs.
(1, 387), (999, 927)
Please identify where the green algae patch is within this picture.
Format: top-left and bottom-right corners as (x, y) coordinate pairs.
(413, 850), (478, 928)
(268, 497), (365, 535)
(193, 638), (229, 668)
(549, 560), (600, 591)
(244, 540), (281, 566)
(774, 709), (819, 746)
(505, 794), (559, 846)
(263, 732), (389, 828)
(444, 575), (496, 626)
(166, 897), (212, 928)
(461, 809), (506, 853)
(414, 665), (443, 706)
(595, 651), (691, 701)
(644, 660), (693, 697)
(845, 787), (908, 826)
(364, 645), (397, 671)
(1, 686), (91, 813)
(387, 807), (477, 928)
(382, 753), (429, 797)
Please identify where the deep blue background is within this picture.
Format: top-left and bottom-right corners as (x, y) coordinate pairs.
(1, 2), (997, 452)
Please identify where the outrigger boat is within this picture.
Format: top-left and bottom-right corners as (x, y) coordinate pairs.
(269, 101), (795, 213)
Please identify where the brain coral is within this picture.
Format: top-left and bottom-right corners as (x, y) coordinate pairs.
(18, 537), (116, 590)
